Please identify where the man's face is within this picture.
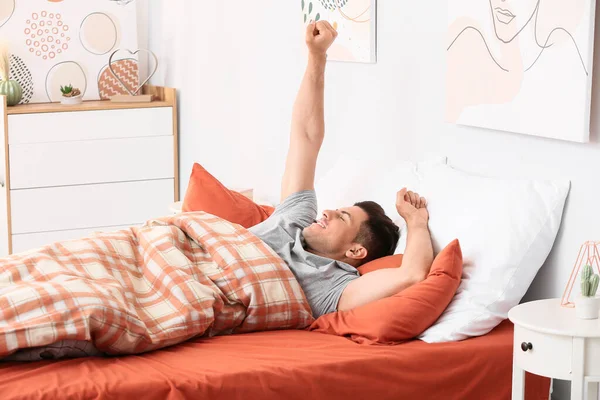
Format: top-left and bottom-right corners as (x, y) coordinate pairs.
(303, 206), (368, 259)
(489, 0), (540, 43)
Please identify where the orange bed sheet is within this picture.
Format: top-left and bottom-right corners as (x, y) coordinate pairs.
(0, 320), (549, 400)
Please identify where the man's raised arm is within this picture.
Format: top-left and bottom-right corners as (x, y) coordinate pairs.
(280, 21), (338, 203)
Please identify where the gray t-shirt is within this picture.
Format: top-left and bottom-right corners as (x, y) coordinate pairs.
(249, 190), (359, 318)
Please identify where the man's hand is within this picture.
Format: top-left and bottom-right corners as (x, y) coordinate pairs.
(305, 21), (338, 57)
(396, 188), (429, 225)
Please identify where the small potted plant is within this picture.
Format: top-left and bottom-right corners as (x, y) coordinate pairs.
(60, 84), (83, 105)
(575, 265), (600, 319)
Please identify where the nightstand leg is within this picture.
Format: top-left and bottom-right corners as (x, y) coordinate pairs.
(512, 360), (525, 400)
(572, 337), (585, 400)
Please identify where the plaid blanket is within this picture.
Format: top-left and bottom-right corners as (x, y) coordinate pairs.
(0, 212), (314, 358)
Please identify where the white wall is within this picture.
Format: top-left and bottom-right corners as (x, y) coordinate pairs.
(148, 4), (600, 397)
(136, 0), (149, 81)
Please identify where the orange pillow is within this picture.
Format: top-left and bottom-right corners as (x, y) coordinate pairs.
(357, 254), (404, 275)
(182, 163), (275, 228)
(308, 239), (463, 345)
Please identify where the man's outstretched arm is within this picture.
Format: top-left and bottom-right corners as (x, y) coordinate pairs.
(281, 21), (337, 203)
(337, 189), (434, 311)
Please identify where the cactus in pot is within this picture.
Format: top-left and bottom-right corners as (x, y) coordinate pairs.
(0, 41), (22, 106)
(576, 265), (600, 320)
(581, 265), (599, 297)
(590, 275), (600, 297)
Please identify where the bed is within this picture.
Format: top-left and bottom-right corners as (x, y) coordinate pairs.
(0, 320), (549, 400)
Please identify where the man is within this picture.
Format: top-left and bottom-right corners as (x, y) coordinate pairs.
(250, 21), (434, 318)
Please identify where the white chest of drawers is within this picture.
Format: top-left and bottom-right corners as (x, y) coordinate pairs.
(0, 86), (179, 256)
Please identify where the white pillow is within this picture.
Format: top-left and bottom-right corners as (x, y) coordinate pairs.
(417, 163), (570, 343)
(315, 156), (447, 255)
(315, 156), (418, 220)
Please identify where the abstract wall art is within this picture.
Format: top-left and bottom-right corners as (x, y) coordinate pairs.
(447, 0), (596, 142)
(0, 0), (138, 104)
(302, 0), (376, 63)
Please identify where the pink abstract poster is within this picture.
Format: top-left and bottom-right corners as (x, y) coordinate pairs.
(447, 0), (596, 143)
(0, 0), (138, 104)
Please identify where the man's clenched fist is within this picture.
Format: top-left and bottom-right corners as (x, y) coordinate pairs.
(305, 21), (338, 56)
(396, 188), (429, 225)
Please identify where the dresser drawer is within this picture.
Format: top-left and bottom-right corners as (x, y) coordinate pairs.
(12, 224), (136, 254)
(10, 136), (174, 189)
(514, 324), (572, 380)
(8, 107), (173, 144)
(10, 179), (174, 234)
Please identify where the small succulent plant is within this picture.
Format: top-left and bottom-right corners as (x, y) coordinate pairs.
(60, 84), (81, 98)
(581, 265), (599, 297)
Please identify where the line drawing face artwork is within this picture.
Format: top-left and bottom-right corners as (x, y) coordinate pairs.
(446, 0), (596, 143)
(491, 0), (540, 44)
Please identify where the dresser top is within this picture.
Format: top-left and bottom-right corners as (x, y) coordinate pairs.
(6, 100), (173, 115)
(508, 298), (600, 337)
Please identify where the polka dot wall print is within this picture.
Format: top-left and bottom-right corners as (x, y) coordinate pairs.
(8, 55), (34, 104)
(0, 0), (15, 28)
(25, 11), (71, 60)
(80, 12), (119, 55)
(317, 0), (348, 12)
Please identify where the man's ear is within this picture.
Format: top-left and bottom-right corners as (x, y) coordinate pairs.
(345, 244), (367, 261)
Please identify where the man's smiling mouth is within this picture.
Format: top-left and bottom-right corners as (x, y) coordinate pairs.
(313, 219), (327, 229)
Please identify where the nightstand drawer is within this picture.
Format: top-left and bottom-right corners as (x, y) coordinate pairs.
(514, 325), (572, 380)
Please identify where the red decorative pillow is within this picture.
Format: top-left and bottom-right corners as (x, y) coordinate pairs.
(309, 239), (463, 345)
(182, 163), (275, 228)
(357, 254), (404, 275)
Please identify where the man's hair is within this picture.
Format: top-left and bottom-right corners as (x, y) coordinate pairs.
(353, 201), (400, 264)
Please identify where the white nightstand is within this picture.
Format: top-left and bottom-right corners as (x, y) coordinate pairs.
(509, 298), (600, 400)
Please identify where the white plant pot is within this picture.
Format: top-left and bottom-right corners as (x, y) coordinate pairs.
(575, 296), (600, 320)
(61, 94), (83, 105)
